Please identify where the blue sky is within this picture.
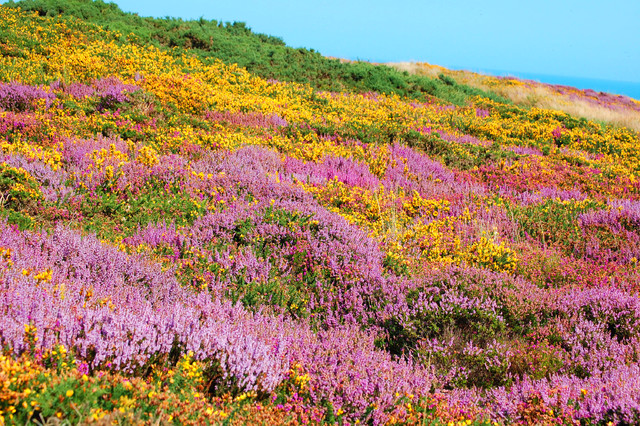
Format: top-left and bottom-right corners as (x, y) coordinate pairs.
(13, 0), (640, 83)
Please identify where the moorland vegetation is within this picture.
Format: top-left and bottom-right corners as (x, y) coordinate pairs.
(0, 1), (639, 425)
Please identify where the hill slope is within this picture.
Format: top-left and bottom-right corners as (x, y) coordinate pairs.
(4, 0), (511, 106)
(391, 61), (640, 131)
(0, 4), (640, 425)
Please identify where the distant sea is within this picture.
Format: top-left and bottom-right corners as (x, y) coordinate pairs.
(474, 69), (640, 101)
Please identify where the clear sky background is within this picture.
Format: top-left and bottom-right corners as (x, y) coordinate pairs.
(103, 0), (639, 85)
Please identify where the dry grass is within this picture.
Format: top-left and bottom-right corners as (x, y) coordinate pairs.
(388, 62), (640, 132)
(391, 61), (443, 79)
(526, 92), (640, 131)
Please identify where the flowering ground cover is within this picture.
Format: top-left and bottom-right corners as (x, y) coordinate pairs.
(0, 4), (639, 425)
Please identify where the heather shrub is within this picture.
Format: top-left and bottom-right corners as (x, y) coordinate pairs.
(0, 81), (55, 111)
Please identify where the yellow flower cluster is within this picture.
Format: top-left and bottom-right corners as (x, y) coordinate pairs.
(302, 177), (471, 271)
(465, 236), (518, 273)
(0, 352), (45, 423)
(0, 165), (42, 203)
(0, 138), (63, 171)
(468, 98), (640, 174)
(91, 143), (128, 167)
(136, 145), (159, 167)
(287, 363), (311, 392)
(413, 216), (463, 264)
(0, 247), (12, 267)
(177, 351), (204, 383)
(403, 190), (450, 218)
(33, 269), (53, 282)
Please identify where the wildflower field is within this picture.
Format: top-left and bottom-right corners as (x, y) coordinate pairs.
(1, 2), (640, 425)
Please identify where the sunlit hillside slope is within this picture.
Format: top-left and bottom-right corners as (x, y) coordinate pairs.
(391, 61), (640, 132)
(0, 4), (640, 425)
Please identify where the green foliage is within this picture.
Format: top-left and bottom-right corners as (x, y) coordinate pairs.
(0, 165), (41, 230)
(0, 165), (41, 208)
(79, 178), (208, 240)
(401, 130), (521, 170)
(383, 253), (409, 275)
(381, 286), (507, 358)
(6, 0), (510, 106)
(228, 208), (321, 317)
(510, 199), (604, 255)
(1, 209), (35, 230)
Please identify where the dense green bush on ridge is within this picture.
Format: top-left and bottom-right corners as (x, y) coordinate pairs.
(5, 0), (510, 106)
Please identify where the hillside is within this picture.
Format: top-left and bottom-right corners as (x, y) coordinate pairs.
(1, 2), (640, 425)
(3, 0), (511, 107)
(391, 61), (640, 132)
